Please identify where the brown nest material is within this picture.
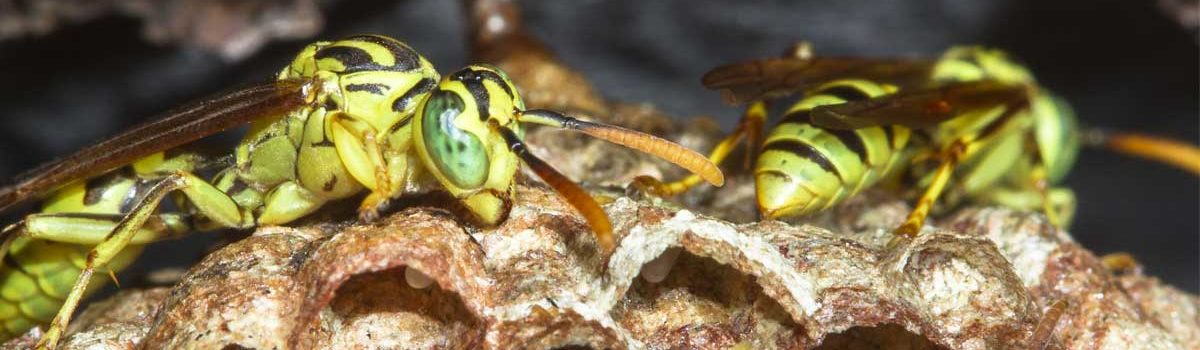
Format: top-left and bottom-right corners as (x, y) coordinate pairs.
(6, 182), (1197, 349)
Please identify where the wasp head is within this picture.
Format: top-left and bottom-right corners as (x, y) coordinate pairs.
(412, 65), (524, 225)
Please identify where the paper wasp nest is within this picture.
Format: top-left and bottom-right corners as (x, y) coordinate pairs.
(4, 1), (1197, 348)
(6, 178), (1198, 349)
(6, 82), (1198, 348)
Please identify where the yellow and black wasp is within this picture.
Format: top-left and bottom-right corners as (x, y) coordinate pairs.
(637, 43), (1200, 236)
(0, 34), (723, 348)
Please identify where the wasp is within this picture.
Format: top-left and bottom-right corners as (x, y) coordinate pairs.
(0, 35), (723, 348)
(637, 43), (1199, 237)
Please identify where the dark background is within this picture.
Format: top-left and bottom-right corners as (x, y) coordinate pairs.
(0, 0), (1196, 292)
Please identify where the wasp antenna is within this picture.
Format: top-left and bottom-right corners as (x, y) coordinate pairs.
(520, 109), (725, 186)
(1087, 129), (1200, 176)
(493, 122), (615, 253)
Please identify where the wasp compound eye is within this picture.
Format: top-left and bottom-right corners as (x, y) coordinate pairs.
(421, 90), (489, 189)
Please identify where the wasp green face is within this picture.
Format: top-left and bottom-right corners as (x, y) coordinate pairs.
(419, 90), (489, 189)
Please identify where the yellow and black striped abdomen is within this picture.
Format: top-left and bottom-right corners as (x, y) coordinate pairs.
(755, 80), (913, 218)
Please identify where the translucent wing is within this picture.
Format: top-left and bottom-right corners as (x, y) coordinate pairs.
(810, 80), (1031, 130)
(702, 56), (937, 104)
(0, 79), (313, 212)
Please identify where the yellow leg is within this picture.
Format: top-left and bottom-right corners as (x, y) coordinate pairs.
(34, 175), (181, 349)
(895, 140), (968, 237)
(632, 101), (767, 196)
(1025, 163), (1059, 226)
(1022, 153), (1076, 229)
(330, 113), (392, 221)
(15, 213), (191, 246)
(983, 187), (1077, 229)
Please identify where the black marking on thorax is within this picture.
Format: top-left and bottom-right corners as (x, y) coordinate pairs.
(83, 171), (126, 206)
(346, 83), (388, 95)
(391, 78), (436, 113)
(314, 35), (420, 74)
(348, 35), (420, 70)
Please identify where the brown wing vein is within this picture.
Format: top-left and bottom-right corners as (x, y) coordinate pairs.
(811, 80), (1030, 130)
(702, 57), (937, 104)
(0, 79), (312, 212)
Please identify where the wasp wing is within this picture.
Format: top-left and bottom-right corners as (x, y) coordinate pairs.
(702, 56), (937, 104)
(0, 79), (313, 212)
(809, 80), (1031, 130)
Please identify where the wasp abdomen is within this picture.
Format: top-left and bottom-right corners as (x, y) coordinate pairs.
(755, 80), (913, 218)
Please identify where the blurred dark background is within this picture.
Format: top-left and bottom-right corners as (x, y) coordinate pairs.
(0, 0), (1196, 292)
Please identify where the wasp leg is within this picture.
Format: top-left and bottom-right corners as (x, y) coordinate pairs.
(632, 101), (767, 196)
(896, 139), (969, 237)
(257, 181), (326, 225)
(329, 113), (394, 221)
(983, 186), (1077, 229)
(17, 212), (190, 246)
(1041, 188), (1076, 229)
(0, 213), (187, 338)
(34, 171), (243, 349)
(1016, 159), (1077, 229)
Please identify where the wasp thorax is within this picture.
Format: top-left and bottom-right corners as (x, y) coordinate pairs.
(419, 90), (490, 189)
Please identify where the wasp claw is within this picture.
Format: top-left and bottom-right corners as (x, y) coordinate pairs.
(357, 193), (391, 222)
(894, 223), (921, 238)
